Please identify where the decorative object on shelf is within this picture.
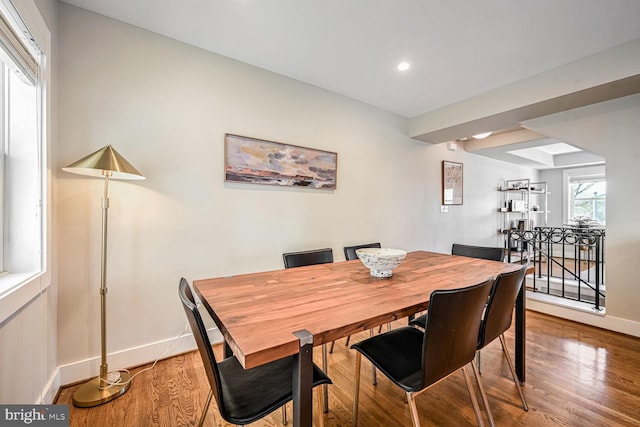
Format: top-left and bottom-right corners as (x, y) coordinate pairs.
(224, 133), (337, 189)
(355, 248), (407, 278)
(442, 160), (463, 205)
(62, 145), (145, 407)
(511, 200), (528, 212)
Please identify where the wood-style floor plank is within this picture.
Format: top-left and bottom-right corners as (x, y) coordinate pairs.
(55, 311), (640, 426)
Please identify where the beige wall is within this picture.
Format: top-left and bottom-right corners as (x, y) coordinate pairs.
(54, 4), (534, 384)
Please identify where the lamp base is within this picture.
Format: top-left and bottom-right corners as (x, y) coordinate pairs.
(72, 372), (131, 407)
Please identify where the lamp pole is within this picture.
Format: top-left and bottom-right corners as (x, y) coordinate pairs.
(99, 171), (110, 384)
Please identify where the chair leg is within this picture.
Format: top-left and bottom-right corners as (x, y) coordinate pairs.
(198, 389), (213, 427)
(352, 352), (362, 427)
(499, 334), (529, 411)
(406, 392), (421, 427)
(477, 348), (482, 373)
(322, 343), (329, 413)
(471, 354), (495, 427)
(462, 365), (485, 427)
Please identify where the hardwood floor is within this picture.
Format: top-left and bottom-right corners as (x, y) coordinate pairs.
(55, 310), (640, 426)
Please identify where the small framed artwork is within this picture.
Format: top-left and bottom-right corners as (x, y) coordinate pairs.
(224, 134), (337, 189)
(442, 161), (463, 205)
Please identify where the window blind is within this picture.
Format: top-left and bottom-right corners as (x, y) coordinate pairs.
(0, 10), (37, 85)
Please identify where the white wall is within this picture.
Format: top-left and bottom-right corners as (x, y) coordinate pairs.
(538, 168), (563, 226)
(54, 4), (535, 385)
(0, 289), (50, 402)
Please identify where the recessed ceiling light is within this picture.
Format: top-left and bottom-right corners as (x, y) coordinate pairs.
(397, 62), (410, 71)
(472, 132), (492, 139)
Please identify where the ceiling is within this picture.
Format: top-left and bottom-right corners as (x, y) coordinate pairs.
(59, 0), (640, 167)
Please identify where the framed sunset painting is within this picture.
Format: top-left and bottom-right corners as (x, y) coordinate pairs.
(224, 134), (337, 189)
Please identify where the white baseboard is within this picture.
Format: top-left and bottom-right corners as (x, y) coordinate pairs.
(40, 367), (61, 404)
(56, 327), (223, 392)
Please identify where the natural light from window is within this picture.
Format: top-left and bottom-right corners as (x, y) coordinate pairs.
(0, 5), (44, 298)
(570, 180), (606, 225)
(567, 171), (606, 226)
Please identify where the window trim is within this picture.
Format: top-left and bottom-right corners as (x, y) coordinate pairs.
(0, 0), (50, 320)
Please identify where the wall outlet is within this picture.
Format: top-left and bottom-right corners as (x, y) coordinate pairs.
(440, 205), (449, 213)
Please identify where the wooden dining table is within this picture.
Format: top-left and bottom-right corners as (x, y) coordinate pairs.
(194, 250), (527, 427)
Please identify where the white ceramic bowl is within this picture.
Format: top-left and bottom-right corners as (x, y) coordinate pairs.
(355, 248), (408, 278)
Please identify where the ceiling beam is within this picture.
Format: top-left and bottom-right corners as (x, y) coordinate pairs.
(409, 39), (640, 144)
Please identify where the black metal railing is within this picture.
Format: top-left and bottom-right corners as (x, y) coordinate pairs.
(507, 226), (606, 311)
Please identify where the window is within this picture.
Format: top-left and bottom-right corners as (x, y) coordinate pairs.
(0, 1), (44, 296)
(565, 166), (606, 226)
(1, 57), (40, 272)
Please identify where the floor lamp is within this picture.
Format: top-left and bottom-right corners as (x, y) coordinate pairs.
(63, 145), (145, 407)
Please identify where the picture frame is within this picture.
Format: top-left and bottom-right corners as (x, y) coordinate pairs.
(442, 161), (463, 205)
(224, 134), (337, 189)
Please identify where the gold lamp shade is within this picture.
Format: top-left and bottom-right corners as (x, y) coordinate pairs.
(63, 145), (145, 180)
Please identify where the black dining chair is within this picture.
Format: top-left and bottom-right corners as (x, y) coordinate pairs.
(282, 248), (333, 268)
(471, 265), (529, 427)
(409, 242), (505, 330)
(452, 243), (505, 262)
(282, 247), (333, 413)
(343, 242), (381, 261)
(179, 278), (332, 427)
(351, 278), (494, 427)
